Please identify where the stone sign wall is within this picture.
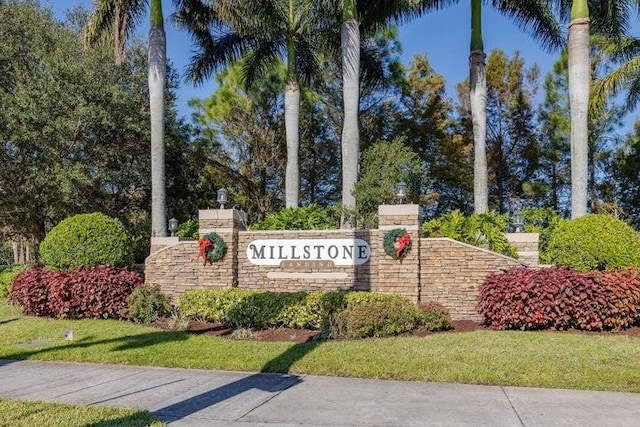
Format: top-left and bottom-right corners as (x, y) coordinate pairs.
(145, 205), (538, 320)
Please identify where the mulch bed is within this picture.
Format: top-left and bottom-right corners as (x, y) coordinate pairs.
(152, 318), (640, 343)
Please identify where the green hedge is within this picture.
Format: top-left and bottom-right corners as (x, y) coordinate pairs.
(177, 289), (450, 338)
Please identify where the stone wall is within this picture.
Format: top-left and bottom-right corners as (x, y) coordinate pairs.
(420, 238), (523, 320)
(145, 205), (536, 320)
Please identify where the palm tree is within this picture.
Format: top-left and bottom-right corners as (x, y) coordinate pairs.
(551, 0), (633, 218)
(469, 0), (487, 214)
(85, 0), (168, 237)
(468, 0), (563, 214)
(339, 1), (456, 228)
(567, 0), (590, 218)
(175, 0), (337, 209)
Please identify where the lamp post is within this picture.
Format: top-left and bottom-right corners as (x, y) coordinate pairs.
(217, 188), (228, 209)
(168, 217), (178, 237)
(512, 208), (524, 233)
(396, 181), (407, 204)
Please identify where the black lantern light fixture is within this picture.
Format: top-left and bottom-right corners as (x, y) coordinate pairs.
(168, 217), (178, 237)
(396, 181), (407, 204)
(217, 188), (228, 209)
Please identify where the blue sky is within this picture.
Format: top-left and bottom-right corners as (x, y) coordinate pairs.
(49, 0), (634, 131)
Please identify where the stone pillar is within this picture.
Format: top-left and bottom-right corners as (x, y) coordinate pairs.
(377, 204), (421, 302)
(198, 209), (247, 287)
(506, 233), (540, 267)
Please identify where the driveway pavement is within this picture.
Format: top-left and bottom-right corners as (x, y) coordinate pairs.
(1, 359), (639, 426)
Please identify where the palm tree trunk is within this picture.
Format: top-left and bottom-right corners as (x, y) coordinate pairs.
(470, 0), (488, 214)
(284, 82), (300, 208)
(568, 1), (589, 218)
(149, 0), (167, 236)
(341, 8), (360, 228)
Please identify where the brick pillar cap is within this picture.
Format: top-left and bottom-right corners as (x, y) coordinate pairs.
(378, 204), (420, 216)
(199, 208), (247, 222)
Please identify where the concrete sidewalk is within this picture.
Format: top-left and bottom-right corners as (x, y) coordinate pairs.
(1, 359), (639, 426)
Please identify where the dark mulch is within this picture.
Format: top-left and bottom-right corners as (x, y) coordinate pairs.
(151, 318), (640, 343)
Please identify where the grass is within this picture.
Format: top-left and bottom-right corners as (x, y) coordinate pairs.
(0, 397), (165, 427)
(1, 299), (640, 393)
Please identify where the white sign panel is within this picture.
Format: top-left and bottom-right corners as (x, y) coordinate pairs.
(246, 239), (370, 266)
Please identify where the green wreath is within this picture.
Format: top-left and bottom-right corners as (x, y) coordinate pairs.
(199, 232), (226, 264)
(383, 228), (412, 259)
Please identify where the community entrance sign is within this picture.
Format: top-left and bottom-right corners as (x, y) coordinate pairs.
(246, 239), (371, 266)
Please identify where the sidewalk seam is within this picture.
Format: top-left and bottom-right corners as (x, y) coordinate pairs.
(233, 374), (307, 421)
(501, 386), (526, 427)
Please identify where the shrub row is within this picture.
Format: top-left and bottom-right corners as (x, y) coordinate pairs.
(178, 289), (451, 338)
(477, 266), (640, 331)
(9, 266), (143, 319)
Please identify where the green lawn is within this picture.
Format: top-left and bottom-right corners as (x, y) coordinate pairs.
(1, 299), (639, 392)
(0, 397), (165, 427)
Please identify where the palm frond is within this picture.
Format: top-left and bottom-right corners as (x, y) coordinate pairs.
(85, 0), (147, 65)
(591, 55), (640, 112)
(491, 0), (564, 51)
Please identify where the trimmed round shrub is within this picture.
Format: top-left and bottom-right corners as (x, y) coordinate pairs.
(40, 213), (134, 271)
(547, 214), (640, 272)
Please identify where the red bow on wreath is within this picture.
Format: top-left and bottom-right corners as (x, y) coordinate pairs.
(198, 238), (213, 261)
(396, 234), (411, 258)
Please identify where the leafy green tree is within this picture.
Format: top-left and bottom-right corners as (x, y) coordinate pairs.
(611, 121), (640, 228)
(392, 54), (472, 215)
(353, 139), (426, 228)
(0, 2), (189, 260)
(85, 0), (168, 237)
(536, 52), (571, 212)
(188, 65), (286, 223)
(551, 0), (635, 218)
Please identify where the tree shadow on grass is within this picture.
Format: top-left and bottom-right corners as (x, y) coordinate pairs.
(0, 318), (19, 326)
(0, 330), (190, 363)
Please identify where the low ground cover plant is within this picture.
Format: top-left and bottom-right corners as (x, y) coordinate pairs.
(178, 288), (450, 338)
(9, 265), (142, 319)
(478, 266), (640, 331)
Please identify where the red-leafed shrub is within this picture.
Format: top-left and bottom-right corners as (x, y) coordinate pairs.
(477, 266), (640, 331)
(9, 265), (142, 319)
(592, 269), (640, 330)
(9, 268), (58, 317)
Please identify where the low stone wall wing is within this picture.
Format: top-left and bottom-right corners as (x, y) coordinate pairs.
(419, 238), (524, 321)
